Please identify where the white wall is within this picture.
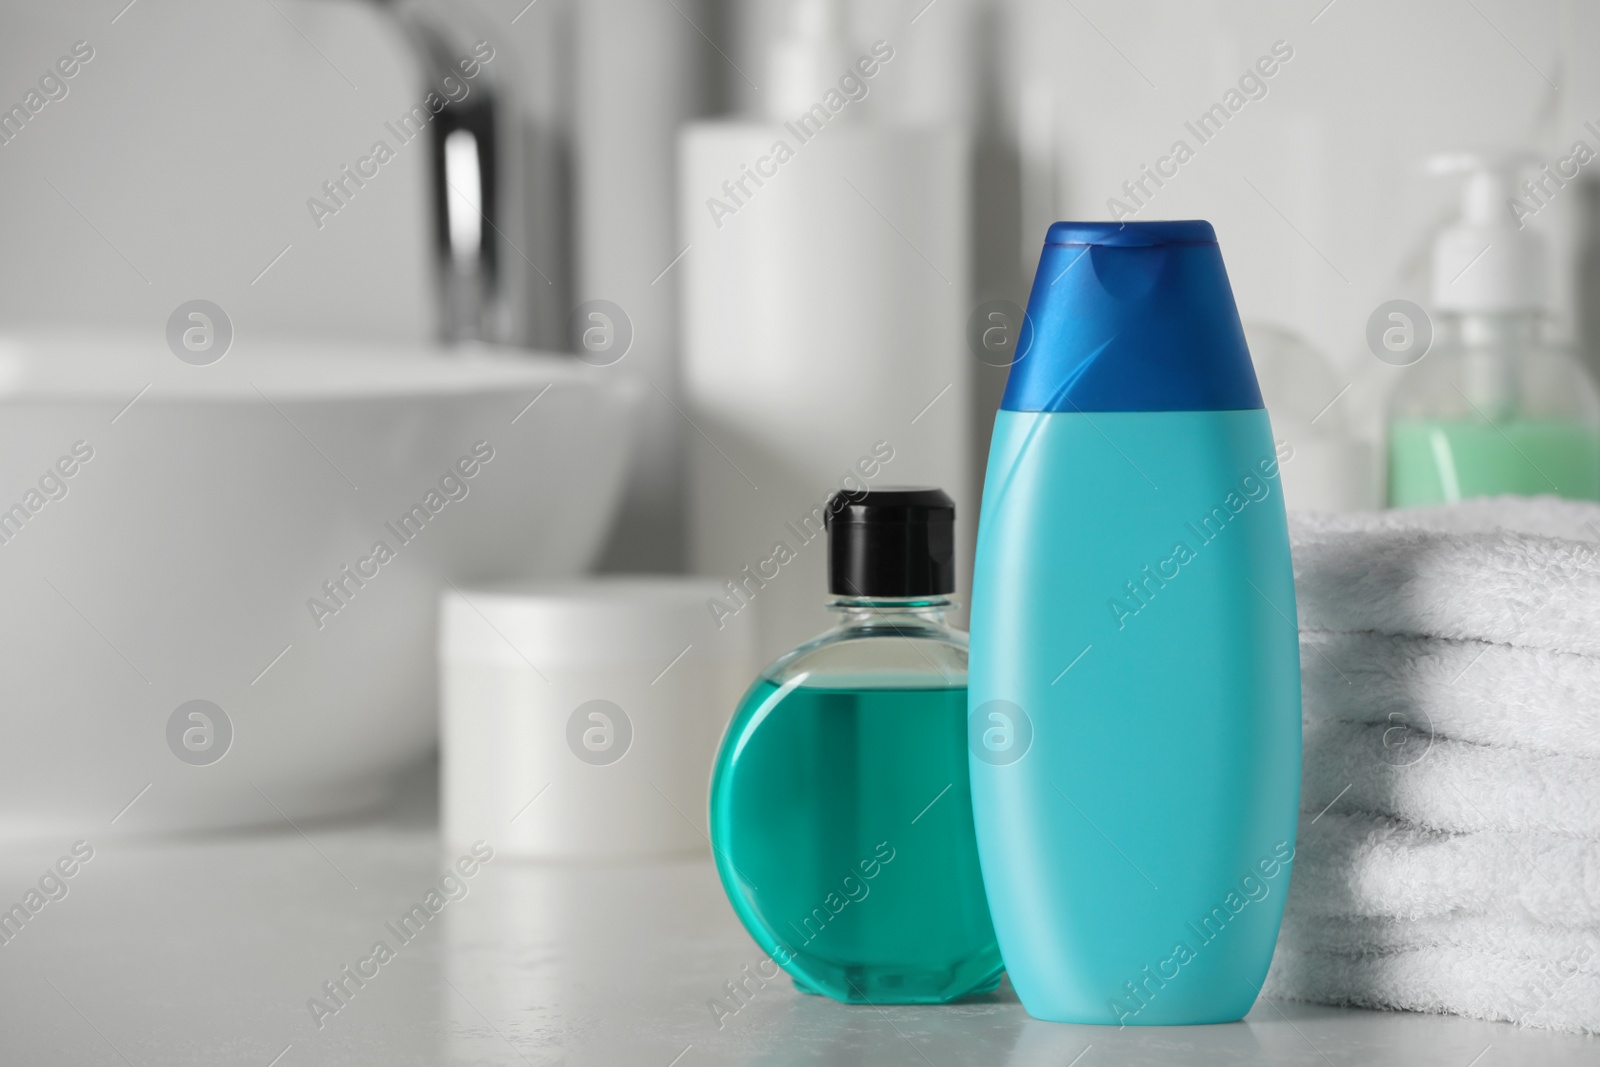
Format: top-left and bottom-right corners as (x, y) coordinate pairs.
(0, 1), (441, 343)
(1009, 0), (1590, 433)
(5, 0), (1597, 547)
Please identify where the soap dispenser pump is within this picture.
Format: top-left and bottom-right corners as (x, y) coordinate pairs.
(1387, 151), (1600, 505)
(769, 0), (853, 118)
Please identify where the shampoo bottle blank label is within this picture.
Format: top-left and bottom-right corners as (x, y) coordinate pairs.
(968, 222), (1302, 1025)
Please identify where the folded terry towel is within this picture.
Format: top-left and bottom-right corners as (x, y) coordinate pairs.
(1279, 498), (1600, 1033)
(1302, 718), (1600, 839)
(1288, 813), (1600, 927)
(1290, 497), (1600, 656)
(1306, 495), (1600, 541)
(1264, 939), (1600, 1034)
(1300, 629), (1600, 760)
(1281, 913), (1600, 962)
(1281, 913), (1600, 968)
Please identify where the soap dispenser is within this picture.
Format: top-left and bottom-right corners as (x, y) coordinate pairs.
(707, 488), (1002, 1005)
(1387, 152), (1600, 505)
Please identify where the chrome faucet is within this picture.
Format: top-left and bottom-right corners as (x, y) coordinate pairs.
(378, 0), (569, 350)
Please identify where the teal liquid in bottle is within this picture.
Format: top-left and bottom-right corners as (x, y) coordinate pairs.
(708, 489), (1003, 1004)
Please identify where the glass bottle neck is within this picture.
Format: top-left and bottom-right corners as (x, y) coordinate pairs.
(1437, 310), (1544, 418)
(828, 596), (952, 627)
(1443, 309), (1542, 351)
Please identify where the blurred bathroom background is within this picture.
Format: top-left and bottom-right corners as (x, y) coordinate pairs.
(3, 0), (1598, 828)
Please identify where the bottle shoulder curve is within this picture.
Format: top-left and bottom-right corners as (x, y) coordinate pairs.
(759, 620), (969, 690)
(1388, 339), (1600, 423)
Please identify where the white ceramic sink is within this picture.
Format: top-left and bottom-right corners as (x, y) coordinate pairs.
(0, 330), (639, 840)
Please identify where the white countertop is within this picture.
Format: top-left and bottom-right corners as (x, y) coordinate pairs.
(2, 819), (1595, 1066)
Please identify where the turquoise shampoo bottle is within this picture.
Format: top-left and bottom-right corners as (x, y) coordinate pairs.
(969, 221), (1301, 1025)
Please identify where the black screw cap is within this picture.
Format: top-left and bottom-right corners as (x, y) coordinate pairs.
(824, 487), (955, 598)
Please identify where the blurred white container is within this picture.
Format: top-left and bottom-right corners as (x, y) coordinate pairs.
(440, 578), (754, 859)
(680, 0), (971, 660)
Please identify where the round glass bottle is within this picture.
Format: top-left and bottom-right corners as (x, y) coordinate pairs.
(707, 489), (1002, 1004)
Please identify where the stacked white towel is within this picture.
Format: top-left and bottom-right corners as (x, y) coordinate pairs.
(1264, 496), (1600, 1034)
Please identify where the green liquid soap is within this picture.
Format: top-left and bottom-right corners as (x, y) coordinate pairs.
(1388, 417), (1600, 506)
(708, 680), (1003, 1004)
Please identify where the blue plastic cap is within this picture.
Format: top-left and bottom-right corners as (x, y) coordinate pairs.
(1001, 221), (1264, 413)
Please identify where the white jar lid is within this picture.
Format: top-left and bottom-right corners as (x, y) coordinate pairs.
(439, 577), (754, 668)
